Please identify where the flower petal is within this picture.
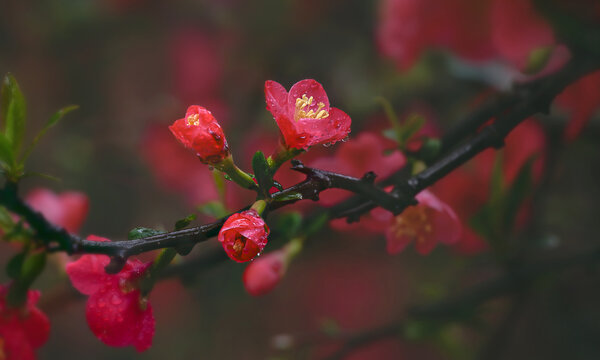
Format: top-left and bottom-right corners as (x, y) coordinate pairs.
(287, 79), (330, 112)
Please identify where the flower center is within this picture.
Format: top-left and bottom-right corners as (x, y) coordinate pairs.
(295, 94), (329, 121)
(232, 234), (246, 256)
(187, 113), (201, 126)
(391, 205), (432, 244)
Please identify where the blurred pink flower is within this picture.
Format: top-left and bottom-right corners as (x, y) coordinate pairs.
(385, 190), (461, 255)
(243, 249), (287, 296)
(377, 0), (565, 72)
(0, 284), (50, 360)
(66, 235), (154, 352)
(25, 188), (89, 234)
(555, 70), (600, 141)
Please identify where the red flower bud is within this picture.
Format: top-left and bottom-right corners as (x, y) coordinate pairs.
(242, 249), (287, 296)
(169, 105), (230, 165)
(218, 210), (269, 262)
(264, 79), (351, 150)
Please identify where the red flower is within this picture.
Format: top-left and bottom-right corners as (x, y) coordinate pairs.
(65, 235), (154, 352)
(0, 284), (50, 360)
(242, 249), (287, 296)
(385, 190), (461, 255)
(25, 188), (89, 234)
(169, 105), (230, 165)
(264, 79), (351, 150)
(218, 210), (269, 262)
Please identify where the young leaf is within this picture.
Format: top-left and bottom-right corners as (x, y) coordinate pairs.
(0, 133), (14, 168)
(503, 157), (534, 232)
(22, 104), (79, 161)
(197, 201), (228, 218)
(1, 74), (27, 153)
(252, 151), (274, 199)
(174, 213), (197, 231)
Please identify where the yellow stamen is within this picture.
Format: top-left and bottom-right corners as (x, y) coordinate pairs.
(187, 113), (200, 126)
(295, 94), (329, 121)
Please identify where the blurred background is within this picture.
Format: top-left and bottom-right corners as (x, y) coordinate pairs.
(1, 0), (600, 359)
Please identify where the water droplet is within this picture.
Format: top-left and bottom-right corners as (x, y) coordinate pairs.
(98, 301), (106, 308)
(111, 294), (122, 305)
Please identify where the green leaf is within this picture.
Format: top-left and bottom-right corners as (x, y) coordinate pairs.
(524, 46), (553, 75)
(174, 213), (197, 231)
(1, 74), (27, 153)
(0, 206), (14, 229)
(272, 192), (303, 202)
(275, 212), (303, 239)
(398, 113), (426, 146)
(469, 205), (495, 242)
(22, 105), (78, 161)
(0, 132), (14, 168)
(375, 97), (401, 135)
(6, 252), (25, 279)
(252, 151), (274, 199)
(212, 170), (226, 204)
(503, 157), (534, 232)
(197, 201), (228, 218)
(128, 227), (166, 240)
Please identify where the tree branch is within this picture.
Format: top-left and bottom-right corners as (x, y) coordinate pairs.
(1, 56), (598, 274)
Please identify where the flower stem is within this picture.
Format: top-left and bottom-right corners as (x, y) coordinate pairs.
(267, 143), (303, 174)
(250, 199), (267, 215)
(215, 156), (258, 190)
(140, 248), (177, 296)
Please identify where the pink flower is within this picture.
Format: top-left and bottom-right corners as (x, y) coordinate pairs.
(433, 118), (547, 254)
(0, 284), (50, 360)
(218, 210), (269, 262)
(242, 249), (287, 296)
(377, 0), (563, 73)
(65, 235), (154, 352)
(555, 70), (600, 141)
(25, 188), (89, 234)
(169, 105), (230, 165)
(385, 190), (461, 255)
(264, 79), (351, 150)
(490, 0), (556, 70)
(309, 132), (406, 207)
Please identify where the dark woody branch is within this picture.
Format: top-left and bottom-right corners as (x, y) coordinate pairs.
(0, 55), (598, 273)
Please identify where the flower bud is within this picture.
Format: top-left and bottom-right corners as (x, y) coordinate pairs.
(242, 249), (287, 296)
(169, 105), (230, 165)
(218, 210), (269, 262)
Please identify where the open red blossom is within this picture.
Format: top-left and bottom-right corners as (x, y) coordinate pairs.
(218, 210), (269, 262)
(264, 79), (351, 150)
(242, 249), (287, 296)
(169, 105), (230, 165)
(25, 188), (89, 234)
(0, 284), (50, 360)
(385, 190), (461, 255)
(65, 235), (154, 352)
